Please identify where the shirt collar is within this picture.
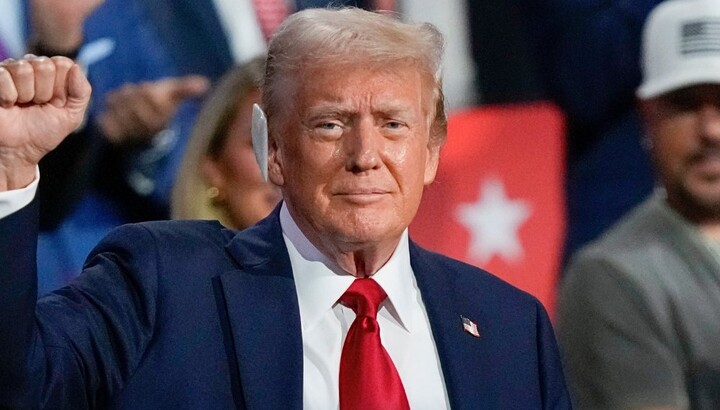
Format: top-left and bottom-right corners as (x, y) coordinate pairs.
(279, 203), (417, 333)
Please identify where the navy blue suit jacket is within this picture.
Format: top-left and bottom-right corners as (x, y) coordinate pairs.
(0, 200), (570, 409)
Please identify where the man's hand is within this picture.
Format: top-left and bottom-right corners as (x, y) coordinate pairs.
(29, 0), (105, 54)
(98, 75), (209, 145)
(0, 56), (92, 191)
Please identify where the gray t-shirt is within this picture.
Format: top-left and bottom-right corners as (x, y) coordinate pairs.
(557, 192), (720, 409)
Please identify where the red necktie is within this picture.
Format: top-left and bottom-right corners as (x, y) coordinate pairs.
(252, 0), (289, 41)
(339, 279), (410, 410)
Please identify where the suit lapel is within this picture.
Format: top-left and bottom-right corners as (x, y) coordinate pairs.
(215, 209), (303, 410)
(410, 242), (498, 407)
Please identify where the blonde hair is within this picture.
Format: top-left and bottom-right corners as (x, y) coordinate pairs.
(262, 7), (447, 147)
(171, 57), (265, 227)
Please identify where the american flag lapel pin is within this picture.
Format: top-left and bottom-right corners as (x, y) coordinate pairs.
(461, 316), (480, 338)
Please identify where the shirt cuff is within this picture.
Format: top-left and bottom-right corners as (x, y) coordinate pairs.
(0, 167), (40, 219)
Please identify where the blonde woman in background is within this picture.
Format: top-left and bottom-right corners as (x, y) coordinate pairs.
(172, 57), (281, 229)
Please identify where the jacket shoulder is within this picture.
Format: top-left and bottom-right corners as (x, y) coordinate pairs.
(411, 243), (541, 310)
(98, 219), (233, 248)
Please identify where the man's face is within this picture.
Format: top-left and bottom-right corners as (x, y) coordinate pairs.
(268, 63), (440, 249)
(642, 84), (720, 222)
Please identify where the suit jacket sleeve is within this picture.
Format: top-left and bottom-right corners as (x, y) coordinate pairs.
(534, 300), (573, 410)
(0, 198), (159, 409)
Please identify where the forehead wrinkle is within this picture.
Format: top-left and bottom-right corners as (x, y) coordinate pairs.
(295, 66), (431, 124)
(365, 77), (427, 117)
(372, 98), (421, 119)
(305, 101), (355, 120)
(306, 94), (410, 117)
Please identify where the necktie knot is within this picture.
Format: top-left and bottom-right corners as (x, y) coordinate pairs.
(339, 278), (387, 319)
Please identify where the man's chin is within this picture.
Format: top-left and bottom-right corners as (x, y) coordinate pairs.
(674, 181), (720, 221)
(328, 218), (404, 246)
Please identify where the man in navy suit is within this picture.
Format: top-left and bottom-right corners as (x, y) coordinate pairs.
(0, 8), (570, 409)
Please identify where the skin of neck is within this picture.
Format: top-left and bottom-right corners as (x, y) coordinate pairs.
(286, 205), (400, 278)
(700, 224), (720, 239)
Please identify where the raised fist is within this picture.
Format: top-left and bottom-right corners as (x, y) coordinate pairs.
(0, 56), (92, 191)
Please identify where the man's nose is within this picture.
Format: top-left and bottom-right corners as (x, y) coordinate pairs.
(345, 120), (382, 172)
(699, 104), (720, 141)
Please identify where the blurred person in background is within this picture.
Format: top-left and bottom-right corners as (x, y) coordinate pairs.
(172, 57), (281, 229)
(558, 1), (720, 408)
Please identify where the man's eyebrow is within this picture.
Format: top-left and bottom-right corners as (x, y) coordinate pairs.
(373, 102), (419, 118)
(374, 106), (413, 115)
(305, 103), (355, 118)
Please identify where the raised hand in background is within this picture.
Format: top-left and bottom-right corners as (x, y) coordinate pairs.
(98, 75), (209, 145)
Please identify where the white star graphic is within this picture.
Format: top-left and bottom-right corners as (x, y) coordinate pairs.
(455, 178), (532, 265)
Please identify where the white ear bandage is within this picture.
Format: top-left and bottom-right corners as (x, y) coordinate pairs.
(251, 104), (269, 182)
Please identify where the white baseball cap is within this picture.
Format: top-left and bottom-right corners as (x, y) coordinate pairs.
(637, 0), (720, 99)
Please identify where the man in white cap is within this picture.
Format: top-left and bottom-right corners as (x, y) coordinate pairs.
(558, 0), (720, 408)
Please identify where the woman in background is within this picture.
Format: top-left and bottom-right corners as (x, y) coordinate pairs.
(172, 57), (280, 229)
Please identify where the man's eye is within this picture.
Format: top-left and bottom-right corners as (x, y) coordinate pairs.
(319, 122), (340, 130)
(384, 121), (406, 130)
(314, 122), (344, 139)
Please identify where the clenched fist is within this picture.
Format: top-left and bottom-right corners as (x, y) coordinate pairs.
(0, 55), (91, 191)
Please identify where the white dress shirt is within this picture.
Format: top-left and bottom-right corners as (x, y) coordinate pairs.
(0, 168), (38, 219)
(280, 204), (450, 409)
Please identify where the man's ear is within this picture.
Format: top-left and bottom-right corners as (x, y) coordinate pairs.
(268, 137), (285, 186)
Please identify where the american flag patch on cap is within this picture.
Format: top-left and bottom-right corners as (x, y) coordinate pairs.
(682, 19), (720, 55)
